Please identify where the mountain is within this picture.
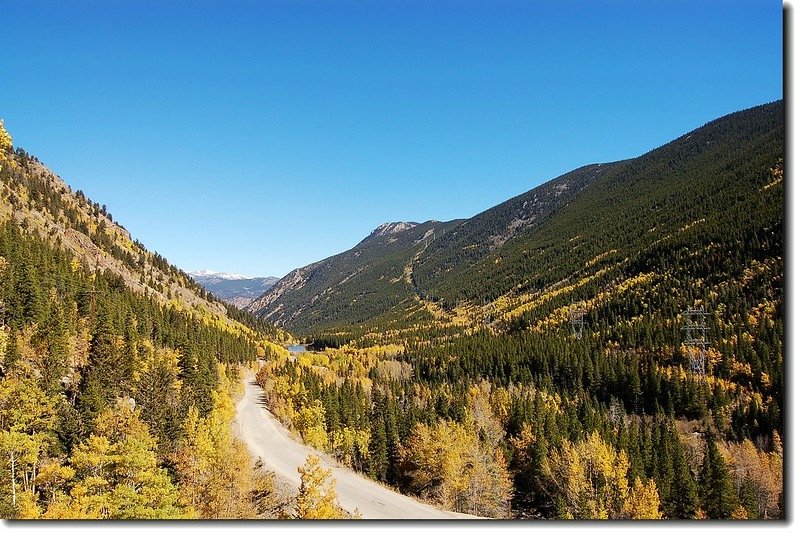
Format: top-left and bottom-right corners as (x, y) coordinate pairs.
(248, 101), (784, 341)
(0, 120), (293, 518)
(245, 219), (458, 330)
(245, 162), (609, 332)
(0, 119), (293, 380)
(244, 102), (783, 519)
(190, 271), (279, 309)
(246, 160), (620, 333)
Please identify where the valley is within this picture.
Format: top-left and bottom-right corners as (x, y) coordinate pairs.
(242, 101), (785, 520)
(0, 0), (784, 523)
(0, 99), (785, 520)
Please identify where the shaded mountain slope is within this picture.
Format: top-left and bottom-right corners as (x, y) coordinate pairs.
(249, 101), (783, 340)
(247, 163), (613, 333)
(246, 219), (462, 331)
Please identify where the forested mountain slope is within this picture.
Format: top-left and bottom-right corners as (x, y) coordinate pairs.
(251, 101), (783, 342)
(246, 219), (462, 330)
(248, 162), (614, 334)
(0, 122), (290, 518)
(247, 101), (784, 519)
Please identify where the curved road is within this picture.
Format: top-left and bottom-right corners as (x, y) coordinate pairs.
(234, 370), (471, 519)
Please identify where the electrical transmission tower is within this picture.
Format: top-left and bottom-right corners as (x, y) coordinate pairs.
(569, 302), (586, 339)
(482, 298), (493, 325)
(682, 305), (709, 376)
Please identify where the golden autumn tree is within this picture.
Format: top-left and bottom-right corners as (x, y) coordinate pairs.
(622, 478), (662, 519)
(0, 120), (11, 149)
(0, 375), (57, 518)
(292, 400), (329, 451)
(331, 426), (370, 471)
(174, 376), (257, 518)
(723, 434), (783, 519)
(293, 454), (346, 519)
(0, 119), (17, 173)
(542, 432), (659, 519)
(43, 398), (191, 519)
(399, 419), (512, 517)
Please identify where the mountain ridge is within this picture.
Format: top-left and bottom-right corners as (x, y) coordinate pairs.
(0, 124), (289, 342)
(246, 161), (617, 332)
(190, 271), (279, 309)
(248, 100), (783, 339)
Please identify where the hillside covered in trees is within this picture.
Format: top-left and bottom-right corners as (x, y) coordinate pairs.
(0, 121), (303, 518)
(249, 101), (785, 519)
(247, 162), (615, 333)
(0, 97), (784, 520)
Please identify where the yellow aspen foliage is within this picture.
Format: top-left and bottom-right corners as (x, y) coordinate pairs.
(461, 448), (514, 518)
(399, 420), (511, 517)
(509, 423), (537, 459)
(732, 505), (749, 519)
(0, 120), (11, 152)
(293, 454), (346, 519)
(34, 463), (75, 505)
(0, 430), (42, 516)
(723, 435), (783, 519)
(467, 382), (504, 446)
(543, 432), (647, 519)
(0, 376), (57, 434)
(14, 490), (41, 519)
(64, 398), (190, 519)
(331, 427), (370, 470)
(706, 347), (722, 371)
(174, 386), (257, 518)
(175, 406), (215, 508)
(489, 387), (512, 427)
(292, 400), (329, 451)
(0, 120), (15, 172)
(0, 329), (7, 362)
(622, 478), (661, 519)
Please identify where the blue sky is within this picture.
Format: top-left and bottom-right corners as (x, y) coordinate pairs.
(1, 0), (782, 277)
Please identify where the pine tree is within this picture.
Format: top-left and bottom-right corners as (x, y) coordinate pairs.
(369, 413), (388, 481)
(51, 398), (191, 519)
(666, 441), (699, 519)
(699, 433), (737, 519)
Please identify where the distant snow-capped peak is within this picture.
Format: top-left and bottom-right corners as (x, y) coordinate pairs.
(189, 270), (248, 281)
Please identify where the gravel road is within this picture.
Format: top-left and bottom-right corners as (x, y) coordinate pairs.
(234, 370), (473, 519)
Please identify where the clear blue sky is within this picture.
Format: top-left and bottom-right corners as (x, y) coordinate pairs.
(1, 0), (782, 277)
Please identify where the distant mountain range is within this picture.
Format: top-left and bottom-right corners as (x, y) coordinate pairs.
(190, 271), (279, 309)
(246, 101), (784, 339)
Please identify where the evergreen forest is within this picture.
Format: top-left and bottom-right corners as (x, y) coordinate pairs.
(0, 100), (785, 520)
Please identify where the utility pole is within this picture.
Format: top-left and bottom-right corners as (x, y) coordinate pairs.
(682, 305), (709, 377)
